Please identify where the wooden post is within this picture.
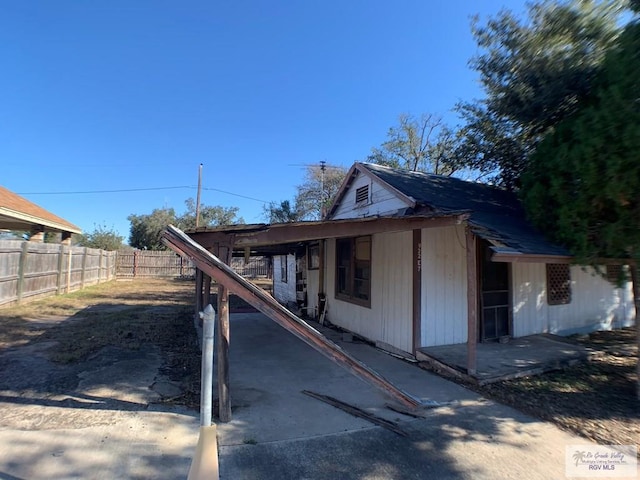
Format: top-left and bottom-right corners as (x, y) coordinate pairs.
(629, 264), (640, 400)
(203, 274), (212, 307)
(412, 229), (422, 354)
(80, 247), (88, 288)
(16, 241), (29, 303)
(318, 241), (325, 295)
(133, 250), (138, 278)
(66, 247), (73, 293)
(57, 244), (66, 295)
(216, 243), (233, 422)
(466, 226), (478, 375)
(195, 269), (204, 321)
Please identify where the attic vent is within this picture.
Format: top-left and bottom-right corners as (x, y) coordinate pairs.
(606, 264), (625, 285)
(355, 185), (369, 204)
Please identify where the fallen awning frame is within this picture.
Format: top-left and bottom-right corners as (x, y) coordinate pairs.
(162, 224), (422, 409)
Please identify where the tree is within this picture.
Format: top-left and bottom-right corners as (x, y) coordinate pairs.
(263, 200), (303, 223)
(77, 224), (125, 251)
(176, 198), (244, 230)
(294, 164), (347, 220)
(128, 199), (245, 250)
(128, 208), (176, 250)
(457, 0), (626, 189)
(521, 17), (640, 397)
(367, 113), (463, 176)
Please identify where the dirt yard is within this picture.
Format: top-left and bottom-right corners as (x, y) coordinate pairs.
(0, 278), (202, 408)
(1, 280), (637, 453)
(475, 327), (639, 453)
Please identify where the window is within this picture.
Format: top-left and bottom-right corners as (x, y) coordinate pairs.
(308, 244), (320, 270)
(355, 185), (369, 204)
(546, 264), (571, 305)
(280, 255), (288, 283)
(336, 236), (371, 307)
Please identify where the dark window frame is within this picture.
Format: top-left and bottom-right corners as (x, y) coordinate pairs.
(308, 244), (320, 270)
(335, 236), (371, 308)
(280, 255), (288, 283)
(546, 263), (571, 305)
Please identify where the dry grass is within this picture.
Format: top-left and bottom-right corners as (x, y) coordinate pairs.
(475, 327), (639, 452)
(0, 279), (202, 407)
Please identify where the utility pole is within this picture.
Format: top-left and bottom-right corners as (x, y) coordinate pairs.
(196, 163), (203, 228)
(319, 160), (326, 219)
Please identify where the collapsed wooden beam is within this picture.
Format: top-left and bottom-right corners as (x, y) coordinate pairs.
(162, 225), (422, 409)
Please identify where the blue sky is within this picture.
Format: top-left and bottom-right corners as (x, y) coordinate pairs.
(1, 1), (528, 242)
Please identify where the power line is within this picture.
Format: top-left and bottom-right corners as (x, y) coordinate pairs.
(17, 186), (193, 195)
(202, 187), (269, 204)
(17, 185), (270, 203)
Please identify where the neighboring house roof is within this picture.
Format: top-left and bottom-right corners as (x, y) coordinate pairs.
(334, 162), (570, 260)
(0, 186), (81, 234)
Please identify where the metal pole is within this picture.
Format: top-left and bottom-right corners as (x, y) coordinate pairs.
(199, 304), (215, 426)
(196, 163), (203, 228)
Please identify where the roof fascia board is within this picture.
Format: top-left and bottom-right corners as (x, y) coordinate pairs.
(190, 214), (468, 250)
(325, 163), (359, 219)
(0, 207), (81, 234)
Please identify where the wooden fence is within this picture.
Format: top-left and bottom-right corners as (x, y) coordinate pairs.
(115, 250), (271, 279)
(0, 240), (117, 307)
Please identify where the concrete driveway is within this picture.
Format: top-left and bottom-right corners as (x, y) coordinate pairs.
(216, 313), (636, 480)
(0, 311), (634, 479)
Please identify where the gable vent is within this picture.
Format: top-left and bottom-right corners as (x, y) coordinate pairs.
(355, 185), (369, 204)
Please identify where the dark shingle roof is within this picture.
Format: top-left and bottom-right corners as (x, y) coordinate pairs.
(360, 163), (569, 257)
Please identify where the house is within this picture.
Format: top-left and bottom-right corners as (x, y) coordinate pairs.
(188, 162), (635, 370)
(0, 186), (81, 242)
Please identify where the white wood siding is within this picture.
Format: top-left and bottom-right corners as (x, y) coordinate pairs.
(331, 173), (410, 220)
(325, 231), (413, 353)
(306, 269), (319, 318)
(512, 263), (635, 337)
(273, 254), (296, 305)
(420, 225), (468, 347)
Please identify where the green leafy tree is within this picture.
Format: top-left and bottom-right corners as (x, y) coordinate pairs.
(128, 208), (176, 250)
(457, 0), (626, 189)
(77, 224), (125, 251)
(262, 200), (303, 223)
(128, 199), (245, 250)
(521, 17), (640, 398)
(176, 198), (244, 229)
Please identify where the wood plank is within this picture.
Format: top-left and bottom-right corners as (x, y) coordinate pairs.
(216, 244), (232, 423)
(465, 226), (478, 375)
(162, 225), (422, 409)
(412, 229), (422, 353)
(302, 390), (408, 437)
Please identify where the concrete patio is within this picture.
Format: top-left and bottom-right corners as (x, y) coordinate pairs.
(417, 334), (596, 384)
